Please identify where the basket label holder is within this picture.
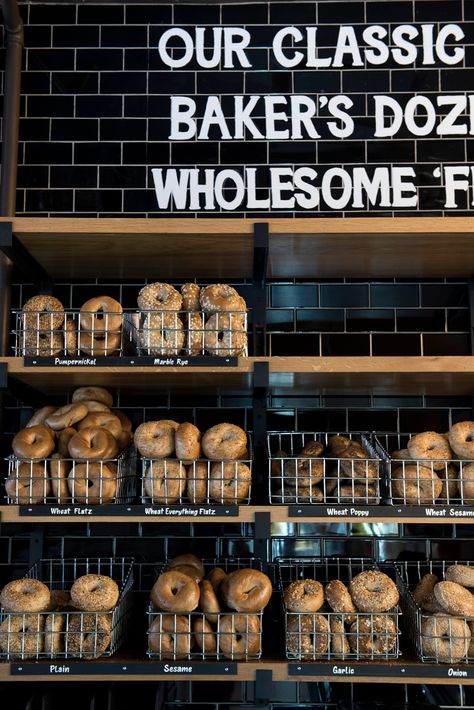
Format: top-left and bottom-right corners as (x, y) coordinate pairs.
(287, 505), (474, 519)
(288, 662), (474, 678)
(10, 662), (238, 676)
(18, 505), (240, 518)
(23, 356), (238, 368)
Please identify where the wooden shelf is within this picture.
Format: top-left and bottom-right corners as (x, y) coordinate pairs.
(1, 504), (473, 524)
(4, 356), (474, 396)
(3, 216), (474, 278)
(1, 657), (473, 684)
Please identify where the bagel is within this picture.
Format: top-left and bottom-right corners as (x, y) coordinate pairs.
(221, 569), (272, 612)
(1, 578), (51, 613)
(169, 555), (205, 579)
(206, 567), (227, 593)
(79, 330), (121, 356)
(172, 565), (203, 583)
(183, 312), (204, 356)
(68, 462), (117, 504)
(199, 580), (221, 623)
(325, 580), (357, 622)
(186, 461), (209, 503)
(45, 403), (88, 431)
(143, 459), (186, 503)
(79, 296), (123, 334)
(391, 464), (442, 503)
(175, 423), (201, 464)
(202, 423), (247, 461)
(330, 617), (350, 658)
(200, 284), (246, 314)
(445, 564), (474, 588)
(151, 570), (199, 613)
(284, 579), (324, 612)
(449, 421), (474, 459)
(50, 453), (70, 503)
(193, 617), (217, 655)
(349, 570), (399, 613)
(5, 462), (50, 504)
(45, 611), (66, 655)
(68, 427), (118, 461)
(138, 282), (182, 311)
(24, 330), (63, 356)
(459, 462), (474, 502)
(139, 312), (184, 356)
(422, 613), (471, 663)
(65, 613), (112, 658)
(204, 313), (247, 356)
(286, 613), (329, 657)
(413, 573), (439, 607)
(181, 283), (201, 312)
(57, 427), (77, 457)
(72, 387), (113, 408)
(0, 614), (44, 658)
(134, 420), (179, 458)
(148, 614), (192, 659)
(348, 615), (397, 656)
(218, 614), (261, 659)
(12, 424), (55, 458)
(64, 318), (77, 356)
(78, 413), (122, 440)
(407, 431), (452, 469)
(70, 574), (119, 611)
(26, 406), (57, 428)
(22, 295), (64, 329)
(434, 580), (474, 617)
(209, 461), (251, 503)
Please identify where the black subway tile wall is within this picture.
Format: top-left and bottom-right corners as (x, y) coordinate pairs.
(5, 1), (474, 216)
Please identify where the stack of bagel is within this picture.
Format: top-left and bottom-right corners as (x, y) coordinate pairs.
(148, 554), (272, 660)
(137, 282), (247, 357)
(272, 434), (379, 504)
(0, 573), (119, 659)
(414, 563), (474, 663)
(20, 294), (123, 357)
(284, 569), (400, 659)
(390, 422), (474, 504)
(5, 386), (133, 505)
(135, 420), (251, 504)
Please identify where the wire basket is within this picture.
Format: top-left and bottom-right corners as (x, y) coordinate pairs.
(11, 309), (135, 358)
(147, 558), (264, 661)
(140, 436), (253, 505)
(394, 559), (474, 665)
(268, 432), (382, 505)
(131, 310), (248, 357)
(277, 557), (401, 661)
(375, 433), (472, 505)
(4, 446), (137, 505)
(0, 557), (134, 660)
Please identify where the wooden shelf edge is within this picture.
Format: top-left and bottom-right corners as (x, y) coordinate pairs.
(2, 659), (473, 684)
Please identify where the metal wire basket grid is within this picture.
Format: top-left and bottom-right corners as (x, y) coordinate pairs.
(11, 309), (133, 358)
(147, 557), (264, 661)
(140, 437), (253, 506)
(277, 557), (401, 661)
(394, 559), (474, 665)
(0, 557), (134, 660)
(267, 432), (382, 505)
(4, 446), (137, 505)
(375, 433), (473, 506)
(132, 310), (249, 357)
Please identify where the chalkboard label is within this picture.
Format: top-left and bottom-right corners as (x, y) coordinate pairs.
(24, 356), (237, 368)
(18, 504), (240, 518)
(287, 505), (474, 519)
(288, 662), (474, 679)
(11, 662), (238, 676)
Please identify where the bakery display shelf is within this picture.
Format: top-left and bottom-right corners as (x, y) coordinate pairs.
(3, 216), (474, 278)
(1, 657), (473, 684)
(4, 356), (474, 396)
(2, 504), (474, 524)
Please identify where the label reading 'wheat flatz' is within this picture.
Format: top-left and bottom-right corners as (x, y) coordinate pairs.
(23, 356), (237, 367)
(18, 505), (239, 518)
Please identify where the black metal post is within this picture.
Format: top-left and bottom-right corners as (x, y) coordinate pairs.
(252, 223), (269, 356)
